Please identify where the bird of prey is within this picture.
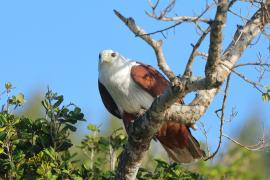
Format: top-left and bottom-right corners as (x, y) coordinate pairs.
(98, 49), (205, 163)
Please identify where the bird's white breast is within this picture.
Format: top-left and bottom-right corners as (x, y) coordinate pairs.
(99, 61), (154, 115)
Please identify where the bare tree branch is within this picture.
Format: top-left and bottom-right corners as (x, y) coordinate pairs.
(146, 0), (212, 24)
(205, 73), (231, 161)
(228, 0), (238, 8)
(230, 68), (265, 93)
(145, 1), (213, 39)
(234, 62), (270, 68)
(139, 21), (184, 38)
(184, 26), (211, 77)
(205, 0), (228, 86)
(114, 2), (269, 179)
(146, 13), (212, 24)
(223, 133), (270, 151)
(113, 10), (176, 82)
(199, 122), (211, 156)
(147, 0), (176, 20)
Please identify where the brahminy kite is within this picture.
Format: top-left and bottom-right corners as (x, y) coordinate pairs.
(98, 49), (205, 163)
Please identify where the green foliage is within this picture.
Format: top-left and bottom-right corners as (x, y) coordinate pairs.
(0, 85), (86, 179)
(0, 83), (268, 179)
(262, 92), (270, 102)
(197, 149), (265, 180)
(262, 87), (270, 102)
(138, 159), (203, 180)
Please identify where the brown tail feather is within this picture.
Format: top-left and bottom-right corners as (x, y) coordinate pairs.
(122, 113), (205, 163)
(157, 122), (205, 163)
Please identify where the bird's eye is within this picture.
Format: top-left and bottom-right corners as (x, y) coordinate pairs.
(111, 52), (116, 58)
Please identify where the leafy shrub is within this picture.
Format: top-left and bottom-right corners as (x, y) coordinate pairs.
(0, 83), (266, 179)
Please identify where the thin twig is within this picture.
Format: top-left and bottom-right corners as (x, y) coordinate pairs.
(228, 9), (250, 21)
(148, 0), (160, 11)
(145, 1), (213, 37)
(146, 14), (212, 24)
(221, 62), (266, 93)
(204, 73), (231, 161)
(228, 0), (238, 8)
(140, 21), (183, 37)
(184, 26), (211, 77)
(146, 1), (212, 24)
(233, 62), (270, 68)
(199, 122), (211, 156)
(114, 10), (176, 82)
(143, 0), (212, 37)
(223, 133), (270, 151)
(228, 107), (238, 122)
(160, 0), (176, 18)
(230, 68), (265, 93)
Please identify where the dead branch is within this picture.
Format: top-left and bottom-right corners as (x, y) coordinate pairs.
(113, 10), (176, 82)
(228, 107), (238, 122)
(205, 73), (231, 161)
(146, 13), (212, 24)
(199, 122), (211, 156)
(146, 0), (212, 24)
(144, 0), (213, 38)
(205, 0), (228, 86)
(147, 0), (176, 20)
(223, 133), (270, 151)
(139, 21), (184, 38)
(145, 0), (212, 39)
(184, 26), (211, 77)
(228, 0), (238, 8)
(114, 2), (269, 179)
(231, 68), (265, 93)
(233, 62), (270, 68)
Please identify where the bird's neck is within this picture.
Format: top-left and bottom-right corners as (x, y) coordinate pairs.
(99, 60), (134, 84)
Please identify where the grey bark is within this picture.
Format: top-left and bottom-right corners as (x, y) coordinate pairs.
(114, 3), (269, 180)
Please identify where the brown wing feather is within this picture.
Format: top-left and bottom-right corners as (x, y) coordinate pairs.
(129, 63), (204, 163)
(157, 122), (205, 162)
(131, 63), (169, 97)
(98, 81), (121, 119)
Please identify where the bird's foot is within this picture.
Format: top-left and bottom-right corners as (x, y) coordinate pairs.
(136, 108), (147, 119)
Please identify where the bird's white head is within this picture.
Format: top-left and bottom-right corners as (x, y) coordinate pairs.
(99, 49), (127, 64)
(99, 49), (118, 63)
(98, 49), (129, 75)
(98, 49), (132, 87)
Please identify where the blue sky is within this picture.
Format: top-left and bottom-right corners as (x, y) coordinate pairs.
(0, 1), (269, 152)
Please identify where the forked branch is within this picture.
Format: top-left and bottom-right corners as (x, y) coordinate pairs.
(114, 10), (176, 82)
(114, 2), (269, 179)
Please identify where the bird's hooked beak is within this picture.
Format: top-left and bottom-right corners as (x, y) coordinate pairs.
(99, 52), (111, 64)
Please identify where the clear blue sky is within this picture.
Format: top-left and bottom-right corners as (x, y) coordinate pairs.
(0, 1), (269, 152)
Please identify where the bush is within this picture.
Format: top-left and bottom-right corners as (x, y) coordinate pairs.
(0, 83), (201, 179)
(0, 83), (266, 179)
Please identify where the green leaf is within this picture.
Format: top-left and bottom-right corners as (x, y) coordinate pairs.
(5, 82), (12, 91)
(66, 124), (77, 132)
(74, 107), (81, 113)
(0, 127), (6, 132)
(15, 93), (25, 105)
(262, 93), (270, 102)
(87, 124), (98, 131)
(57, 139), (73, 151)
(41, 99), (51, 110)
(53, 95), (64, 108)
(119, 134), (126, 140)
(0, 147), (4, 154)
(44, 148), (55, 160)
(98, 137), (110, 148)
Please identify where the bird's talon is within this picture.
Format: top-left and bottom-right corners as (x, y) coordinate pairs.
(137, 108), (146, 118)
